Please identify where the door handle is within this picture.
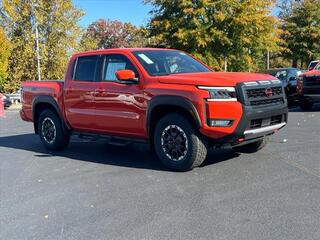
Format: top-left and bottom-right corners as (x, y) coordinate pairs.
(95, 88), (107, 97)
(68, 87), (74, 93)
(97, 88), (104, 94)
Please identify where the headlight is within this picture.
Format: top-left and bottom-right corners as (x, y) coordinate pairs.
(198, 86), (237, 101)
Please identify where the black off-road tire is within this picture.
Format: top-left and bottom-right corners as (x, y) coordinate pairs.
(233, 137), (269, 153)
(154, 113), (208, 171)
(299, 97), (313, 111)
(38, 109), (70, 151)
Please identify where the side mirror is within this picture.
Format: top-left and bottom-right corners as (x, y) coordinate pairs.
(115, 70), (137, 82)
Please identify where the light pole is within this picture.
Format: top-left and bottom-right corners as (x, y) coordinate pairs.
(32, 2), (41, 81)
(267, 50), (270, 70)
(35, 18), (41, 81)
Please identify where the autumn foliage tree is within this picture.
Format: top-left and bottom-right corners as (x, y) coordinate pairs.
(146, 0), (282, 71)
(0, 27), (11, 91)
(0, 0), (83, 92)
(279, 0), (320, 68)
(80, 19), (148, 51)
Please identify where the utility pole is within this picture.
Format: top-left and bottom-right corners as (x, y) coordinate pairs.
(32, 2), (41, 81)
(224, 55), (227, 72)
(267, 50), (270, 70)
(35, 18), (41, 81)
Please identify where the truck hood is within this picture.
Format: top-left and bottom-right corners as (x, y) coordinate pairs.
(157, 72), (277, 87)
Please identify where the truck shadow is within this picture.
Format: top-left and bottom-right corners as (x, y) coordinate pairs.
(0, 134), (239, 171)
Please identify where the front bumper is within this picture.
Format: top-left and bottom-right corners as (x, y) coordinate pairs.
(199, 81), (288, 145)
(208, 103), (288, 144)
(244, 122), (286, 137)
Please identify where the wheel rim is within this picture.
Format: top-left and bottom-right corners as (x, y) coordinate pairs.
(161, 125), (188, 161)
(41, 117), (56, 144)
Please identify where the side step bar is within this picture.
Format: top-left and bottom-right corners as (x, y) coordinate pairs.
(77, 132), (148, 146)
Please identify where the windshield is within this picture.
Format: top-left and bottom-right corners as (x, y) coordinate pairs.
(309, 61), (319, 69)
(132, 50), (211, 76)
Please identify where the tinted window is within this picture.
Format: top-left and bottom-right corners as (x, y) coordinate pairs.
(74, 56), (98, 81)
(132, 50), (211, 76)
(309, 61), (319, 69)
(274, 70), (288, 81)
(103, 54), (139, 81)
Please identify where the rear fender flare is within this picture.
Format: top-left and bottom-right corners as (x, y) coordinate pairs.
(32, 95), (70, 134)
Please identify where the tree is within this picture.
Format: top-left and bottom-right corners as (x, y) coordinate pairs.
(146, 0), (281, 71)
(79, 19), (148, 51)
(279, 0), (320, 68)
(0, 27), (11, 91)
(1, 0), (37, 92)
(37, 0), (84, 80)
(0, 0), (83, 92)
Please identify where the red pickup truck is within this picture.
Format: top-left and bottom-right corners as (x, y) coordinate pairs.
(20, 48), (288, 171)
(297, 62), (320, 110)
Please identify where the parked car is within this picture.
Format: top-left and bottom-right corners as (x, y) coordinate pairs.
(1, 93), (12, 109)
(297, 63), (320, 110)
(7, 88), (22, 104)
(261, 68), (302, 104)
(20, 48), (288, 171)
(307, 60), (319, 71)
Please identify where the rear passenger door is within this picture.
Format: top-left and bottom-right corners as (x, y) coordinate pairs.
(64, 55), (100, 131)
(93, 54), (147, 138)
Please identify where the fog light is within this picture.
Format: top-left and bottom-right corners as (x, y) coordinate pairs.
(208, 119), (233, 127)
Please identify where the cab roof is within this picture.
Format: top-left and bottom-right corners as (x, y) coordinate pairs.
(72, 48), (178, 57)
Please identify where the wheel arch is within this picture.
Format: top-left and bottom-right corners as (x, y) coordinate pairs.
(32, 95), (69, 134)
(146, 95), (201, 141)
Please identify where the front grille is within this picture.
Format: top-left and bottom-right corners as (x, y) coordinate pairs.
(246, 87), (282, 99)
(303, 76), (320, 86)
(250, 98), (284, 107)
(302, 75), (320, 95)
(270, 115), (282, 125)
(249, 115), (283, 130)
(241, 84), (285, 108)
(250, 119), (263, 129)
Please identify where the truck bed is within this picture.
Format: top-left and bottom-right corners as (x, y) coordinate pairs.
(21, 80), (64, 122)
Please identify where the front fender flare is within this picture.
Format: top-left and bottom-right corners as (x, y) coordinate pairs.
(146, 95), (202, 135)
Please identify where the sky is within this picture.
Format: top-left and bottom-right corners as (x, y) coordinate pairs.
(73, 0), (153, 27)
(73, 0), (280, 27)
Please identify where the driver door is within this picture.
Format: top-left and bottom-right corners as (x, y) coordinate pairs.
(93, 54), (147, 138)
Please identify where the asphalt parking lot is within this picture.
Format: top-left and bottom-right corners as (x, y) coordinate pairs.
(1, 107), (320, 240)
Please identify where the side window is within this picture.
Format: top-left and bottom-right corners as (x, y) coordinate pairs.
(103, 54), (139, 82)
(74, 56), (98, 81)
(275, 70), (287, 82)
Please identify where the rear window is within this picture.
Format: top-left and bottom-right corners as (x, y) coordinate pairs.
(74, 56), (98, 81)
